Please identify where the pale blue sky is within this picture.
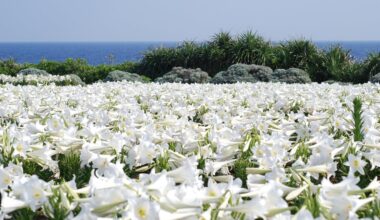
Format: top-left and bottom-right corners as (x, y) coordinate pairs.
(1, 0), (379, 42)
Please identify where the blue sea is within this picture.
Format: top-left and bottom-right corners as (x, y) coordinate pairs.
(0, 42), (380, 65)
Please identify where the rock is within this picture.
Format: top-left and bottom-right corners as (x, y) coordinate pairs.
(370, 73), (380, 83)
(322, 80), (337, 84)
(271, 68), (311, 84)
(210, 64), (273, 84)
(322, 80), (351, 85)
(104, 70), (145, 82)
(18, 68), (50, 76)
(66, 74), (85, 86)
(155, 67), (210, 84)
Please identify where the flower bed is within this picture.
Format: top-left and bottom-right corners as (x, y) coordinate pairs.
(0, 82), (380, 219)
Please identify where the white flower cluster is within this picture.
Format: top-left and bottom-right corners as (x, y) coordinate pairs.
(0, 82), (380, 219)
(0, 74), (80, 86)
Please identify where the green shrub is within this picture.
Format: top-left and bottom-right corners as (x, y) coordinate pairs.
(114, 61), (139, 72)
(347, 62), (366, 84)
(363, 52), (380, 82)
(136, 31), (274, 79)
(274, 39), (326, 82)
(18, 67), (50, 76)
(104, 70), (146, 83)
(176, 41), (205, 68)
(137, 46), (180, 79)
(275, 39), (319, 68)
(322, 45), (354, 82)
(0, 59), (30, 76)
(206, 32), (235, 75)
(271, 68), (312, 84)
(34, 59), (138, 84)
(155, 67), (211, 84)
(232, 31), (273, 66)
(210, 63), (273, 84)
(36, 58), (90, 75)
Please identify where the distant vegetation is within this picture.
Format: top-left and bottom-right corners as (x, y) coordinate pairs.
(1, 31), (380, 84)
(0, 58), (138, 84)
(137, 31), (380, 83)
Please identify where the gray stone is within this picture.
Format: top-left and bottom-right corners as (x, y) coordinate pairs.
(370, 73), (380, 83)
(271, 68), (311, 84)
(155, 67), (210, 84)
(104, 70), (145, 82)
(323, 80), (337, 84)
(66, 74), (85, 86)
(322, 80), (351, 85)
(210, 64), (273, 84)
(18, 68), (50, 76)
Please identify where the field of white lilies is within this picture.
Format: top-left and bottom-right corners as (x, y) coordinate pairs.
(1, 82), (380, 220)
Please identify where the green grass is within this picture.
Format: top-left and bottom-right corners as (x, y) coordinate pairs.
(22, 160), (55, 182)
(10, 208), (39, 220)
(57, 152), (92, 188)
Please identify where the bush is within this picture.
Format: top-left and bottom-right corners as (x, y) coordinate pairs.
(320, 45), (354, 82)
(363, 53), (380, 82)
(114, 61), (139, 73)
(210, 63), (273, 84)
(346, 62), (366, 84)
(65, 74), (85, 86)
(136, 46), (180, 79)
(155, 67), (210, 84)
(206, 32), (235, 75)
(18, 68), (50, 76)
(0, 74), (85, 86)
(370, 73), (380, 83)
(271, 68), (312, 84)
(0, 59), (29, 76)
(36, 58), (90, 76)
(136, 31), (274, 79)
(136, 33), (325, 81)
(273, 39), (326, 82)
(232, 31), (274, 66)
(104, 70), (146, 83)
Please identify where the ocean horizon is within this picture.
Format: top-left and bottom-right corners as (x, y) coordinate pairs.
(1, 41), (380, 65)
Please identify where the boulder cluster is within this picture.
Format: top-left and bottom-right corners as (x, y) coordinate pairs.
(370, 73), (380, 83)
(17, 64), (325, 85)
(270, 68), (312, 84)
(210, 64), (273, 84)
(154, 64), (312, 84)
(155, 67), (210, 84)
(103, 70), (146, 83)
(18, 68), (51, 76)
(17, 68), (85, 85)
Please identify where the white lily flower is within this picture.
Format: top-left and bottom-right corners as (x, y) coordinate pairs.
(167, 156), (202, 186)
(292, 207), (314, 220)
(12, 175), (50, 211)
(345, 154), (367, 175)
(204, 159), (235, 176)
(0, 192), (28, 214)
(223, 197), (267, 219)
(0, 167), (13, 190)
(125, 197), (159, 220)
(92, 154), (116, 176)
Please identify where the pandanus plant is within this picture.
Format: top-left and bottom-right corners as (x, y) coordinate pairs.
(206, 31), (235, 76)
(232, 31), (273, 66)
(138, 46), (179, 79)
(362, 52), (380, 81)
(274, 39), (325, 82)
(322, 45), (354, 82)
